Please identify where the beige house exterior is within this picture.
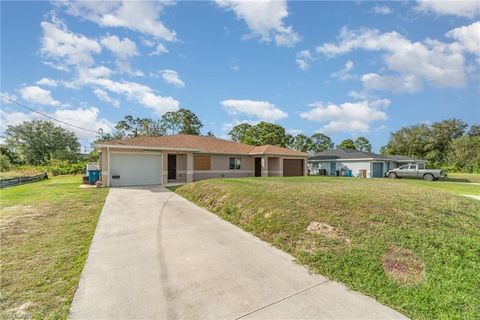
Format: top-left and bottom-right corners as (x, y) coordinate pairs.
(94, 135), (308, 187)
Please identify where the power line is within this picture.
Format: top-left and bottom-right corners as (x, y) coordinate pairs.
(0, 94), (99, 134)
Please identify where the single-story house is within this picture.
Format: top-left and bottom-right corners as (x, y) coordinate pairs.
(308, 148), (427, 178)
(94, 134), (308, 187)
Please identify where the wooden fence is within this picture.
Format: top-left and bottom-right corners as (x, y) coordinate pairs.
(0, 173), (48, 189)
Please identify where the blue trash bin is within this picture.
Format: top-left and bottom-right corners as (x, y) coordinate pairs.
(88, 170), (100, 184)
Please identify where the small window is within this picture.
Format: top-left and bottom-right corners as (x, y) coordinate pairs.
(229, 157), (241, 170)
(194, 156), (211, 170)
(418, 163), (425, 169)
(408, 164), (418, 170)
(398, 164), (409, 170)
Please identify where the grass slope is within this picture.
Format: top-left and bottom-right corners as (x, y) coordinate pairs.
(400, 178), (480, 196)
(0, 176), (108, 319)
(176, 176), (480, 320)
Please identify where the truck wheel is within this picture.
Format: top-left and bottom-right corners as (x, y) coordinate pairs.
(388, 172), (397, 179)
(423, 173), (434, 181)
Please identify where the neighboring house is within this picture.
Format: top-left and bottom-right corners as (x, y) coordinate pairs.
(94, 135), (308, 187)
(308, 148), (427, 178)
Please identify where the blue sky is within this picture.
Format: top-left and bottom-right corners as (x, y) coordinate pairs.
(1, 1), (479, 151)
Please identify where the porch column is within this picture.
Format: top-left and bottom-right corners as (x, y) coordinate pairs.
(186, 152), (194, 183)
(278, 157), (283, 177)
(261, 156), (268, 177)
(304, 158), (308, 176)
(162, 152), (168, 184)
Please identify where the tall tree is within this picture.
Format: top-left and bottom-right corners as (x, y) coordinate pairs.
(115, 115), (164, 138)
(426, 119), (467, 165)
(289, 134), (312, 152)
(228, 123), (252, 142)
(381, 124), (431, 158)
(160, 108), (203, 135)
(448, 136), (480, 172)
(310, 133), (334, 153)
(337, 139), (356, 150)
(5, 120), (80, 165)
(354, 136), (372, 152)
(467, 124), (480, 137)
(228, 122), (291, 146)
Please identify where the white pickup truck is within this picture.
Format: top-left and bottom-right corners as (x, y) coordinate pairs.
(386, 163), (447, 181)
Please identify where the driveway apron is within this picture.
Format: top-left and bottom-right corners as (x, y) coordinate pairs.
(70, 186), (407, 320)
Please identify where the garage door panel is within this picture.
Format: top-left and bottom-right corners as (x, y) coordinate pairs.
(110, 153), (162, 187)
(283, 159), (303, 177)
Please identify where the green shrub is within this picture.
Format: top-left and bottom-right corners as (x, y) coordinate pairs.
(47, 159), (87, 176)
(0, 154), (13, 172)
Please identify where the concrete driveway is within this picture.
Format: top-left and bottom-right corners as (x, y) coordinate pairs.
(70, 186), (407, 320)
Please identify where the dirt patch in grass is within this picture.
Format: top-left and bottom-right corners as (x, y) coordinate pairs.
(382, 247), (425, 286)
(306, 221), (351, 245)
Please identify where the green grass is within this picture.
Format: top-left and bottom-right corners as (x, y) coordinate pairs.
(0, 175), (108, 319)
(176, 176), (480, 320)
(399, 178), (480, 195)
(0, 168), (44, 180)
(444, 172), (480, 183)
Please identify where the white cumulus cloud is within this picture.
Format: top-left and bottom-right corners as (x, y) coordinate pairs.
(94, 79), (180, 116)
(221, 99), (288, 121)
(40, 19), (101, 68)
(299, 99), (389, 133)
(415, 0), (480, 18)
(215, 0), (300, 47)
(59, 0), (177, 41)
(150, 43), (169, 56)
(20, 86), (60, 107)
(331, 60), (354, 80)
(373, 5), (392, 15)
(445, 22), (480, 55)
(100, 35), (138, 59)
(160, 70), (185, 88)
(296, 50), (314, 70)
(93, 88), (120, 108)
(36, 78), (59, 87)
(316, 26), (469, 92)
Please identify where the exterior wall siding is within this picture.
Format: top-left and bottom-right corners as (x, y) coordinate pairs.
(193, 171), (254, 181)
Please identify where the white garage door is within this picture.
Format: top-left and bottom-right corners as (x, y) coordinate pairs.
(110, 153), (162, 187)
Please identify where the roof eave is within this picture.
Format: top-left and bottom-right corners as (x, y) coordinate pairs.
(93, 143), (200, 152)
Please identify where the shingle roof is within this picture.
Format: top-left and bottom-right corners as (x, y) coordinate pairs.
(308, 148), (424, 162)
(95, 134), (307, 157)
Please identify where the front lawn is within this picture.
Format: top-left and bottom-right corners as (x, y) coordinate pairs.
(444, 172), (480, 183)
(0, 176), (108, 319)
(400, 177), (480, 196)
(176, 176), (480, 320)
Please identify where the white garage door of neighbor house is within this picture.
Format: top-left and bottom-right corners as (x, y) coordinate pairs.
(110, 153), (162, 187)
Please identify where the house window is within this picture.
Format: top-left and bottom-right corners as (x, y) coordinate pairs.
(194, 156), (211, 170)
(229, 157), (241, 170)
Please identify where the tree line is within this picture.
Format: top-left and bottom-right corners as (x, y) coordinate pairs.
(380, 119), (479, 172)
(227, 121), (372, 153)
(1, 106), (478, 173)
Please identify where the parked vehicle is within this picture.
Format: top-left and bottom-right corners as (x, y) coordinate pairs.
(386, 163), (447, 181)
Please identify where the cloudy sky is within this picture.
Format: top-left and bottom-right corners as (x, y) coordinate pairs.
(1, 0), (479, 151)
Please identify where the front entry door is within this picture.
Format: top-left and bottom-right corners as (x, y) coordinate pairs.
(330, 162), (336, 176)
(255, 157), (262, 177)
(168, 154), (176, 180)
